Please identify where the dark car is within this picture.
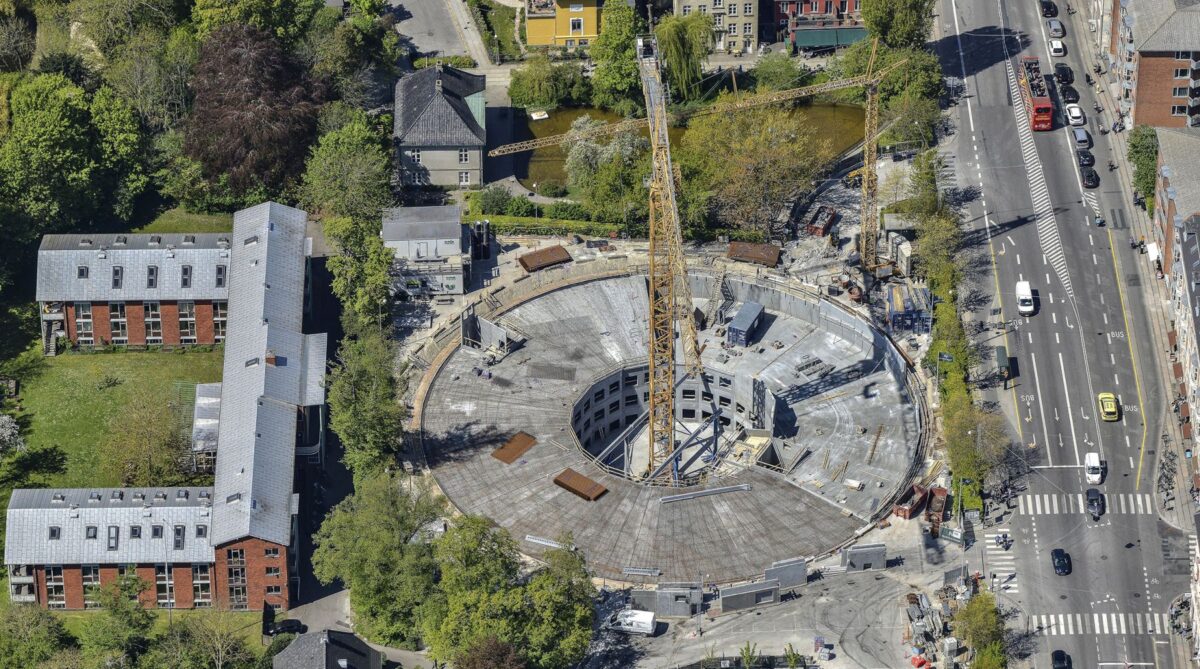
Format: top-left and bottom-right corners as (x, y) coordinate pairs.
(1054, 63), (1074, 85)
(1087, 488), (1105, 518)
(1060, 84), (1080, 103)
(1041, 0), (1058, 16)
(1052, 548), (1072, 575)
(1052, 650), (1072, 669)
(269, 619), (307, 636)
(1081, 167), (1100, 189)
(1076, 149), (1095, 166)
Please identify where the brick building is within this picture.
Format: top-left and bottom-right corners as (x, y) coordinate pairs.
(674, 0), (762, 54)
(1160, 129), (1200, 449)
(1099, 0), (1200, 128)
(36, 233), (232, 355)
(7, 202), (327, 611)
(774, 0), (866, 53)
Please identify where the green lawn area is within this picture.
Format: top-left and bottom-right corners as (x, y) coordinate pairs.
(134, 207), (233, 235)
(12, 349), (224, 488)
(56, 608), (269, 654)
(472, 0), (521, 61)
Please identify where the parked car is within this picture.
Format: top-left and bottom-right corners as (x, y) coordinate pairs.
(1051, 548), (1072, 575)
(1054, 63), (1074, 84)
(269, 619), (307, 636)
(1048, 18), (1066, 37)
(1076, 149), (1095, 166)
(1060, 84), (1080, 103)
(1098, 391), (1120, 420)
(1065, 104), (1086, 126)
(1041, 0), (1058, 16)
(1081, 167), (1100, 189)
(1049, 39), (1067, 57)
(1052, 650), (1072, 669)
(1086, 488), (1105, 519)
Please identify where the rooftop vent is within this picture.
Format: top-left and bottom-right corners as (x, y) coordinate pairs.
(183, 235), (195, 245)
(51, 493), (65, 503)
(175, 490), (189, 501)
(153, 491), (167, 501)
(226, 492), (241, 504)
(133, 492), (146, 501)
(78, 238), (93, 247)
(88, 492), (101, 503)
(149, 235), (162, 246)
(110, 491), (123, 502)
(199, 490), (211, 499)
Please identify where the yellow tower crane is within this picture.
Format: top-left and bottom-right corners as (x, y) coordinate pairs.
(488, 38), (902, 480)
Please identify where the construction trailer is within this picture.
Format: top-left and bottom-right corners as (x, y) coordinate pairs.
(726, 302), (765, 347)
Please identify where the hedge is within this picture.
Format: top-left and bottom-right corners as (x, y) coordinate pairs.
(413, 55), (477, 69)
(466, 213), (621, 237)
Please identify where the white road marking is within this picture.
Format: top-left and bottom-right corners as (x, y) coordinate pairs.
(1031, 351), (1053, 466)
(1052, 313), (1057, 324)
(1059, 352), (1082, 465)
(1017, 254), (1022, 265)
(1055, 332), (1060, 344)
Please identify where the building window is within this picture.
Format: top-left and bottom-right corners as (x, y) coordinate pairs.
(77, 266), (88, 279)
(579, 38), (589, 45)
(213, 300), (227, 341)
(112, 266), (123, 289)
(1173, 105), (1189, 116)
(181, 265), (192, 289)
(570, 17), (583, 31)
(156, 565), (174, 608)
(570, 2), (582, 9)
(216, 264), (227, 288)
(682, 4), (691, 14)
(74, 302), (94, 345)
(1176, 51), (1192, 60)
(48, 526), (60, 540)
(83, 565), (101, 609)
(264, 547), (280, 558)
(147, 265), (158, 289)
(227, 548), (245, 565)
(192, 565), (211, 608)
(196, 524), (207, 538)
(744, 2), (753, 13)
(743, 22), (752, 35)
(266, 566), (281, 577)
(143, 301), (162, 344)
(179, 301), (196, 344)
(1175, 86), (1190, 97)
(109, 302), (128, 344)
(410, 149), (421, 165)
(713, 0), (722, 6)
(173, 525), (185, 550)
(227, 551), (248, 610)
(459, 148), (470, 164)
(715, 14), (723, 26)
(46, 566), (65, 609)
(266, 585), (282, 596)
(728, 3), (737, 14)
(130, 525), (141, 539)
(1176, 68), (1190, 78)
(565, 38), (575, 46)
(152, 525), (163, 539)
(107, 525), (119, 551)
(699, 4), (707, 12)
(455, 171), (469, 186)
(86, 525), (98, 540)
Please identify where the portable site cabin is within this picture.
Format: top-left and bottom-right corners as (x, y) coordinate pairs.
(726, 302), (764, 347)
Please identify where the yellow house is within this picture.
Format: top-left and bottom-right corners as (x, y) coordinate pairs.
(525, 0), (603, 48)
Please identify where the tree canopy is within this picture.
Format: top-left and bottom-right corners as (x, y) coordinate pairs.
(653, 13), (713, 100)
(508, 55), (591, 109)
(192, 0), (323, 44)
(81, 575), (155, 665)
(1127, 124), (1158, 214)
(590, 0), (643, 113)
(751, 53), (809, 92)
(0, 603), (71, 668)
(326, 322), (405, 477)
(861, 0), (936, 50)
(301, 115), (393, 222)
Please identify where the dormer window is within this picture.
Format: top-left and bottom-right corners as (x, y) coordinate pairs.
(153, 491), (167, 501)
(147, 265), (158, 289)
(78, 238), (93, 247)
(181, 265), (192, 288)
(216, 265), (227, 288)
(48, 526), (60, 540)
(245, 358), (259, 367)
(51, 493), (65, 503)
(132, 492), (145, 502)
(149, 235), (162, 246)
(183, 235), (195, 245)
(77, 266), (89, 279)
(88, 492), (101, 503)
(226, 492), (241, 504)
(114, 235), (127, 246)
(110, 491), (123, 501)
(199, 490), (211, 500)
(175, 490), (188, 501)
(112, 266), (123, 289)
(244, 235), (259, 246)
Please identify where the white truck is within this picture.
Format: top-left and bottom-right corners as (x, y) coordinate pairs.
(604, 609), (657, 636)
(1015, 281), (1035, 316)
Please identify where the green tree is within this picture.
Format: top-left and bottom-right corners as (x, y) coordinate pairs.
(861, 0), (936, 50)
(434, 515), (520, 596)
(522, 538), (594, 669)
(192, 0), (322, 44)
(257, 633), (296, 669)
(974, 641), (1008, 669)
(325, 216), (394, 328)
(454, 637), (527, 669)
(0, 14), (34, 72)
(508, 54), (590, 109)
(751, 52), (808, 92)
(739, 641), (761, 668)
(826, 40), (942, 106)
(0, 604), (72, 668)
(653, 13), (713, 100)
(106, 26), (199, 131)
(91, 86), (149, 219)
(312, 471), (443, 647)
(301, 119), (393, 222)
(101, 385), (192, 486)
(883, 89), (941, 148)
(590, 0), (642, 113)
(954, 592), (1005, 649)
(81, 575), (155, 664)
(326, 324), (405, 477)
(68, 0), (179, 56)
(477, 185), (513, 215)
(1127, 124), (1158, 214)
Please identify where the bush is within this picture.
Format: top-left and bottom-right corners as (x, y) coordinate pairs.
(481, 214), (620, 238)
(508, 54), (591, 108)
(413, 55), (477, 69)
(546, 201), (588, 220)
(478, 185), (513, 214)
(505, 196), (537, 217)
(536, 182), (568, 198)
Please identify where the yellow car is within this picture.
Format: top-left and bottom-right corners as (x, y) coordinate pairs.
(1097, 392), (1120, 422)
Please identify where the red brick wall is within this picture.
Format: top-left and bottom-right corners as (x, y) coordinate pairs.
(213, 539), (290, 612)
(63, 566), (84, 610)
(195, 300), (215, 345)
(1133, 52), (1191, 128)
(173, 565), (195, 609)
(1107, 0), (1120, 61)
(161, 301), (181, 345)
(99, 565), (119, 590)
(126, 302), (146, 345)
(36, 566), (47, 606)
(92, 302), (111, 344)
(64, 303), (76, 341)
(136, 566), (157, 608)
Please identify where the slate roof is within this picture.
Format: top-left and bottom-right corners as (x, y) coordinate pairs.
(5, 487), (215, 565)
(1127, 0), (1200, 51)
(1158, 127), (1200, 219)
(272, 630), (383, 669)
(211, 202), (327, 548)
(393, 66), (486, 147)
(191, 382), (223, 453)
(36, 233), (231, 303)
(381, 205), (463, 242)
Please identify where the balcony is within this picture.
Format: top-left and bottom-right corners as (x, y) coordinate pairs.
(9, 593), (36, 603)
(40, 302), (64, 321)
(526, 0), (555, 17)
(1191, 58), (1200, 70)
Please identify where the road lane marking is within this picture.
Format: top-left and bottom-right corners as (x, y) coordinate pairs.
(1031, 353), (1051, 464)
(1052, 313), (1057, 324)
(1093, 253), (1098, 265)
(1017, 254), (1021, 265)
(1103, 312), (1108, 324)
(1059, 352), (1083, 465)
(1055, 333), (1060, 344)
(1105, 228), (1150, 489)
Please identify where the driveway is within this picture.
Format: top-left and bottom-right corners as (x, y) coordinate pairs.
(391, 0), (469, 58)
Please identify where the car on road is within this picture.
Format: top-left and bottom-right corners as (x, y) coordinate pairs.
(1041, 0), (1058, 16)
(1087, 488), (1105, 519)
(1076, 149), (1095, 166)
(1098, 392), (1120, 420)
(1052, 649), (1072, 669)
(1049, 39), (1067, 56)
(1065, 103), (1086, 126)
(1054, 63), (1074, 84)
(1081, 167), (1100, 188)
(1060, 84), (1080, 103)
(268, 619), (306, 636)
(1072, 127), (1091, 148)
(1048, 18), (1066, 37)
(1051, 548), (1072, 575)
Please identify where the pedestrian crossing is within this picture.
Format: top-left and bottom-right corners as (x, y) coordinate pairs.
(982, 529), (1019, 594)
(1189, 533), (1198, 560)
(1083, 192), (1100, 216)
(1017, 492), (1153, 516)
(1030, 612), (1171, 636)
(1004, 58), (1074, 298)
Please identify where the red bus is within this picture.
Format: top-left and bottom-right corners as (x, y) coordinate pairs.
(1017, 56), (1054, 131)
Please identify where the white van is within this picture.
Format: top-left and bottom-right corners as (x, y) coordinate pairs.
(604, 609), (657, 636)
(1016, 281), (1035, 316)
(1085, 452), (1102, 484)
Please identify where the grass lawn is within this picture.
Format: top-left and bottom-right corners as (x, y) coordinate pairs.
(474, 0), (521, 61)
(12, 349), (224, 488)
(134, 207), (233, 235)
(56, 608), (269, 654)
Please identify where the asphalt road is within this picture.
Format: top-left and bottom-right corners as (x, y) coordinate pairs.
(934, 0), (1191, 666)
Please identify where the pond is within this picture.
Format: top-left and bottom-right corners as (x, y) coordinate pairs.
(511, 103), (867, 193)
